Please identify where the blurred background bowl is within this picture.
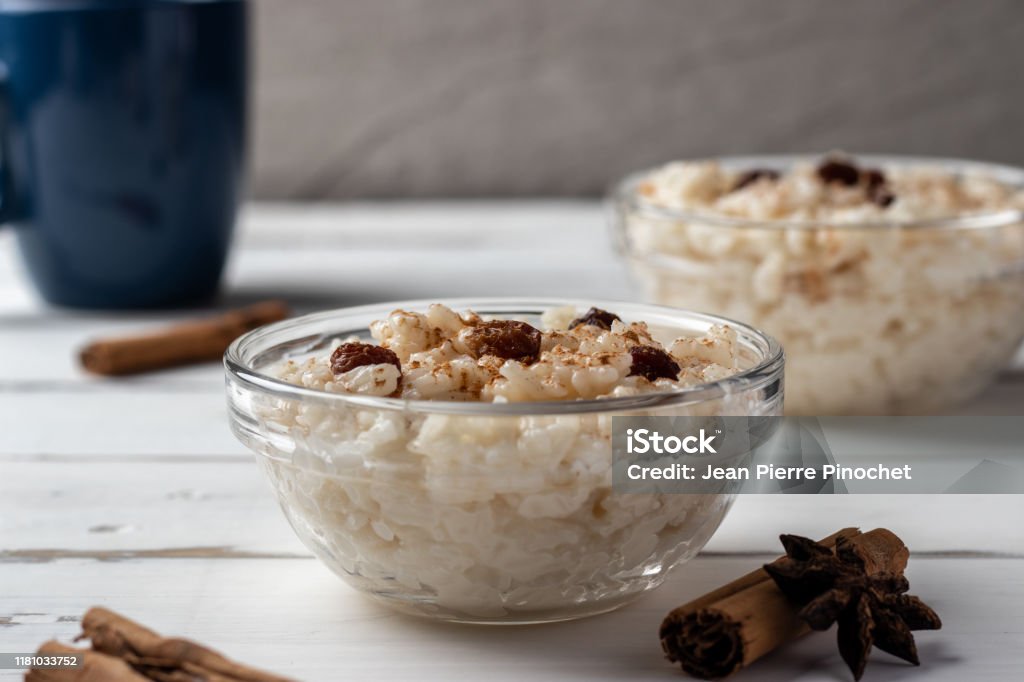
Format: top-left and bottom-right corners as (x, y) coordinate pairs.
(612, 155), (1024, 415)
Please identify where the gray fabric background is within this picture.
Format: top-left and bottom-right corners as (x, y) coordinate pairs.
(251, 0), (1023, 199)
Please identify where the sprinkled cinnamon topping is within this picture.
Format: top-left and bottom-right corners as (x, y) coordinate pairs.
(632, 153), (1024, 223)
(276, 304), (741, 402)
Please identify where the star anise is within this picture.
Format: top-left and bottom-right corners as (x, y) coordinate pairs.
(764, 534), (941, 681)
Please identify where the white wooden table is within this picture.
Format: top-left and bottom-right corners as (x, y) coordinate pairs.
(2, 202), (1023, 681)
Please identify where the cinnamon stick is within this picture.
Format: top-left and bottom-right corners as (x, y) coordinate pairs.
(660, 528), (908, 679)
(25, 608), (294, 682)
(79, 300), (289, 376)
(25, 640), (148, 682)
(81, 607), (292, 682)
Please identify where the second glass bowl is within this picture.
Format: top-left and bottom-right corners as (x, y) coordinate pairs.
(613, 155), (1024, 415)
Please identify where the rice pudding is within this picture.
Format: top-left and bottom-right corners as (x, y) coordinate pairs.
(225, 301), (783, 623)
(278, 304), (743, 401)
(616, 155), (1024, 415)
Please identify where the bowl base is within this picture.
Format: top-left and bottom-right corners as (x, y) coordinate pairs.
(361, 588), (647, 625)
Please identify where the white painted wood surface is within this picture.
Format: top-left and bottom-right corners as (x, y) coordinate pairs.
(2, 202), (1023, 681)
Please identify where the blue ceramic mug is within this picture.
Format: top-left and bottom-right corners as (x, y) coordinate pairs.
(0, 0), (247, 308)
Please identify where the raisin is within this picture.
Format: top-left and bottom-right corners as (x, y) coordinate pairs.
(569, 307), (622, 331)
(628, 345), (680, 382)
(465, 320), (542, 363)
(817, 159), (861, 186)
(732, 168), (780, 192)
(330, 342), (401, 376)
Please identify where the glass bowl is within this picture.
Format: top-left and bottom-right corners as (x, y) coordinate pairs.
(224, 298), (783, 624)
(613, 155), (1024, 415)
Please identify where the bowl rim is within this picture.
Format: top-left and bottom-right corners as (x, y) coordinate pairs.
(613, 153), (1024, 231)
(224, 297), (785, 416)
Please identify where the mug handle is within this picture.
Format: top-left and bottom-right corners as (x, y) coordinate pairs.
(0, 61), (14, 224)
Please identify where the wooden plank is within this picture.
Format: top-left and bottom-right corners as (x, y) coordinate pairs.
(226, 247), (631, 317)
(3, 460), (1023, 556)
(0, 392), (243, 457)
(0, 460), (302, 556)
(0, 556), (1018, 681)
(0, 338), (222, 385)
(238, 201), (607, 250)
(714, 495), (1024, 556)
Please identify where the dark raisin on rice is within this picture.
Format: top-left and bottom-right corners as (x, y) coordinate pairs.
(816, 159), (861, 186)
(569, 307), (622, 331)
(628, 345), (681, 382)
(731, 168), (781, 192)
(465, 320), (542, 363)
(818, 159), (897, 207)
(330, 342), (402, 376)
